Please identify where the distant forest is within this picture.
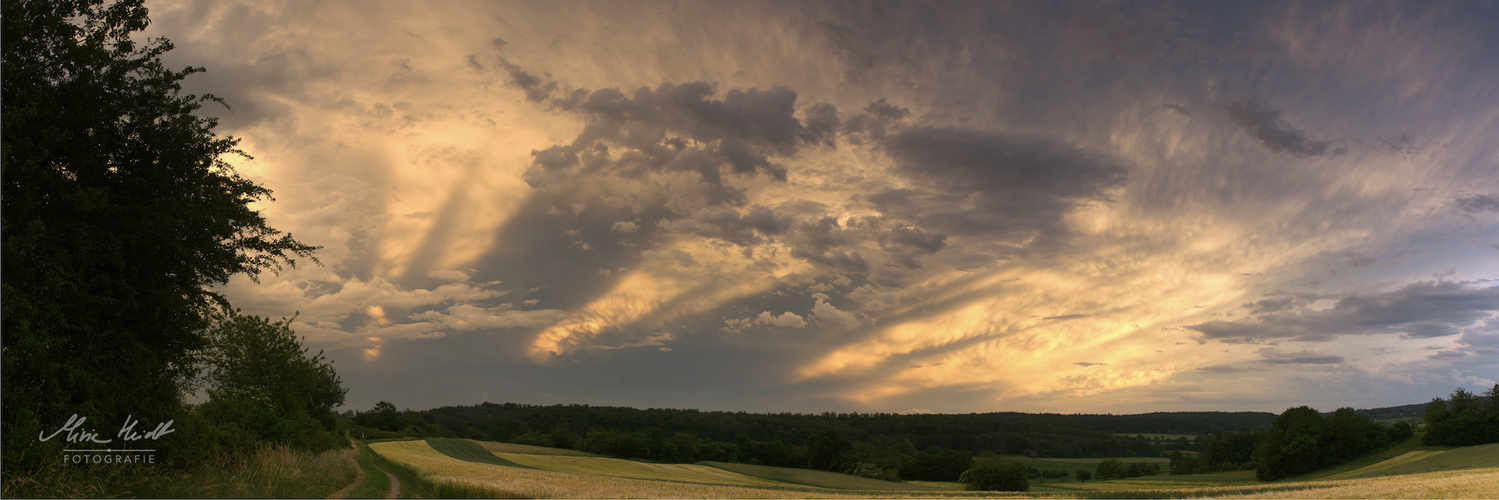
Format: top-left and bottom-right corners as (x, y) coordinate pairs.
(351, 402), (1275, 460)
(344, 395), (1498, 484)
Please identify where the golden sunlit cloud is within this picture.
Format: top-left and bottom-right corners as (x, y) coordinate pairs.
(529, 241), (795, 361)
(150, 0), (1499, 413)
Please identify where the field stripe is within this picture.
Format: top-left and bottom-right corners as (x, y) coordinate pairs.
(424, 438), (534, 469)
(701, 461), (951, 491)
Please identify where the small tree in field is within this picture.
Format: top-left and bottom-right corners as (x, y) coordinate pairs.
(1095, 459), (1127, 480)
(961, 461), (1029, 492)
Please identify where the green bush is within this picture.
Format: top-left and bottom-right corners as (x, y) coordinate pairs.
(961, 461), (1029, 492)
(847, 462), (901, 482)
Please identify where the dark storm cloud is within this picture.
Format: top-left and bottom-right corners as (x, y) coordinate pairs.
(864, 98), (911, 123)
(1454, 194), (1499, 214)
(1257, 348), (1345, 365)
(1196, 364), (1260, 374)
(789, 216), (870, 274)
(871, 127), (1129, 248)
(1379, 134), (1422, 154)
(491, 58), (844, 250)
(888, 226), (946, 254)
(1221, 94), (1346, 158)
(1163, 103), (1192, 116)
(800, 102), (841, 146)
(669, 205), (792, 247)
(1190, 281), (1499, 343)
(1243, 296), (1296, 315)
(516, 79), (832, 190)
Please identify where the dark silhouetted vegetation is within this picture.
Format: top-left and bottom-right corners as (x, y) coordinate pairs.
(1094, 458), (1161, 480)
(1171, 430), (1261, 474)
(1253, 406), (1403, 480)
(1422, 385), (1499, 447)
(2, 1), (341, 494)
(960, 460), (1029, 491)
(339, 401), (1283, 482)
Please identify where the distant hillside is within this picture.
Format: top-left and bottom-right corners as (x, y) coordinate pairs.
(981, 411), (1276, 434)
(1316, 402), (1431, 423)
(1350, 402), (1429, 423)
(1332, 396), (1494, 423)
(384, 402), (1287, 460)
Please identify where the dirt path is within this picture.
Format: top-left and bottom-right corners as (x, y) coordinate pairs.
(372, 459), (401, 498)
(326, 441), (366, 499)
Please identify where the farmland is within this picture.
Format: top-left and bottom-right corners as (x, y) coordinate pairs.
(366, 438), (1499, 498)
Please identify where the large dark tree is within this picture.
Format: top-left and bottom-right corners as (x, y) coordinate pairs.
(1254, 406), (1327, 480)
(2, 0), (316, 469)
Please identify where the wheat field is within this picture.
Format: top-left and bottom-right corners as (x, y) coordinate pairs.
(493, 452), (795, 487)
(1212, 468), (1499, 498)
(369, 439), (1499, 499)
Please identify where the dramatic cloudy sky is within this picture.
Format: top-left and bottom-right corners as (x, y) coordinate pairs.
(144, 0), (1499, 415)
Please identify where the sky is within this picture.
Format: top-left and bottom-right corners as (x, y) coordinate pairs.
(142, 0), (1499, 415)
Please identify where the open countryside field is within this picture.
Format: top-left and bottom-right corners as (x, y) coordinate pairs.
(365, 438), (1499, 498)
(369, 440), (1017, 498)
(986, 455), (1172, 488)
(476, 441), (602, 456)
(702, 461), (949, 491)
(493, 453), (793, 487)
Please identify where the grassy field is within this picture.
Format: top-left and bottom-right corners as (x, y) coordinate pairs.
(477, 441), (602, 456)
(701, 461), (950, 491)
(425, 437), (534, 468)
(371, 440), (963, 498)
(3, 444), (361, 499)
(334, 440), (390, 499)
(1324, 441), (1499, 480)
(984, 455), (1173, 487)
(367, 439), (1499, 499)
(494, 452), (794, 487)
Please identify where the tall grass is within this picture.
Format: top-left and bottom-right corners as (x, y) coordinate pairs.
(1, 444), (358, 498)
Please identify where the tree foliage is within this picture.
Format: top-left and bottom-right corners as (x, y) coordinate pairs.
(961, 461), (1029, 492)
(197, 310), (347, 444)
(1253, 406), (1397, 481)
(1422, 385), (1499, 447)
(2, 0), (316, 469)
(1254, 406), (1326, 480)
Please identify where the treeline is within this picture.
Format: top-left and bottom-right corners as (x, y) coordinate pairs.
(1170, 406), (1414, 480)
(1095, 459), (1161, 480)
(345, 402), (1272, 482)
(1422, 385), (1499, 446)
(415, 402), (1269, 456)
(983, 411), (1274, 435)
(360, 402), (1266, 455)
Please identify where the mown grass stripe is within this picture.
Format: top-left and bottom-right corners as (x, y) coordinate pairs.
(425, 438), (534, 469)
(701, 461), (950, 491)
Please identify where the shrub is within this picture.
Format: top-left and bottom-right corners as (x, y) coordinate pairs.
(1096, 459), (1127, 480)
(961, 461), (1029, 492)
